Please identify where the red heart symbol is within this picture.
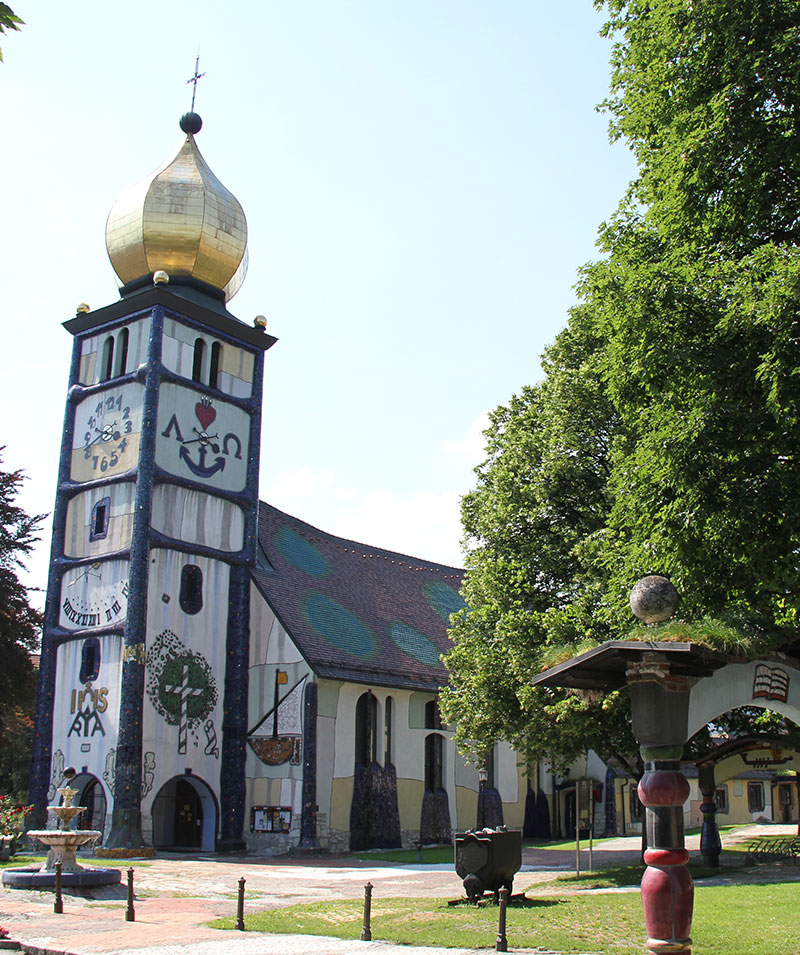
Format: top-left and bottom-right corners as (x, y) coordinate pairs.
(195, 402), (216, 430)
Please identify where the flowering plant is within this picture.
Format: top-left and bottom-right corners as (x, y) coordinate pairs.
(0, 795), (33, 858)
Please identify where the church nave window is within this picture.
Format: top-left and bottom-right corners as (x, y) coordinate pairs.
(384, 696), (393, 765)
(424, 699), (443, 730)
(179, 564), (203, 615)
(424, 732), (444, 793)
(355, 691), (378, 767)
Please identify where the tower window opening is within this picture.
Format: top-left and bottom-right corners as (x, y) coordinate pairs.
(114, 327), (129, 377)
(209, 341), (222, 389)
(101, 336), (114, 382)
(179, 564), (203, 615)
(192, 338), (206, 383)
(79, 638), (101, 684)
(90, 497), (110, 541)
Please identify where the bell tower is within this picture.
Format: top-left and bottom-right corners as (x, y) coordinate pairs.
(31, 112), (276, 850)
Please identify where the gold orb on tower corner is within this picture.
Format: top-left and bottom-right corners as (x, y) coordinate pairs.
(105, 114), (248, 301)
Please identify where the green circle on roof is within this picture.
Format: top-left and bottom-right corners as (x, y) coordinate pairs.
(275, 526), (330, 578)
(423, 580), (466, 623)
(390, 622), (442, 667)
(302, 592), (375, 659)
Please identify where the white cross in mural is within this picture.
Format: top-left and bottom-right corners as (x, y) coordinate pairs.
(164, 663), (204, 754)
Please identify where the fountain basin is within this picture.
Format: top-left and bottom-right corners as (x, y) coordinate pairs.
(26, 828), (102, 872)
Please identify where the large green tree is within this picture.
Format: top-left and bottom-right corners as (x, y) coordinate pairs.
(0, 451), (43, 797)
(0, 4), (23, 62)
(441, 0), (800, 767)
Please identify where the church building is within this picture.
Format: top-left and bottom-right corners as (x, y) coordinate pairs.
(31, 112), (529, 854)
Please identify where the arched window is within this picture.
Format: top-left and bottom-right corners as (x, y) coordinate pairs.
(384, 696), (393, 764)
(115, 327), (129, 377)
(425, 733), (444, 792)
(101, 336), (114, 382)
(79, 638), (101, 684)
(483, 747), (496, 790)
(90, 496), (110, 541)
(179, 564), (203, 615)
(425, 699), (442, 730)
(209, 341), (222, 389)
(355, 691), (378, 767)
(192, 338), (206, 383)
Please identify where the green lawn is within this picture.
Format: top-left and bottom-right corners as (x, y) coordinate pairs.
(533, 861), (726, 890)
(211, 882), (800, 954)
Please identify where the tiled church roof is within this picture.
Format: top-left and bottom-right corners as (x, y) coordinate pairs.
(251, 501), (465, 691)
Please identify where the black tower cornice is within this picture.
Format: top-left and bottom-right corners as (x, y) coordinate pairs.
(63, 280), (277, 352)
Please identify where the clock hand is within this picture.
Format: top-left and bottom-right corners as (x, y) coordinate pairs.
(181, 429), (220, 446)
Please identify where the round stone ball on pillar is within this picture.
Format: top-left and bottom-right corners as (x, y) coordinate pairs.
(630, 575), (679, 624)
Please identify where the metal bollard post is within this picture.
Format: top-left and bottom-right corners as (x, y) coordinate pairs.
(360, 881), (373, 941)
(54, 861), (63, 914)
(236, 877), (246, 931)
(495, 886), (508, 953)
(126, 867), (135, 921)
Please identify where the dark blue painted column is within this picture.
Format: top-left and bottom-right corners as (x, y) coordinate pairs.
(107, 306), (163, 848)
(300, 681), (318, 847)
(29, 334), (84, 826)
(218, 346), (263, 850)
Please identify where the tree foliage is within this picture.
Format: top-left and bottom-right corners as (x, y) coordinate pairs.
(0, 450), (43, 797)
(0, 4), (23, 63)
(441, 0), (800, 768)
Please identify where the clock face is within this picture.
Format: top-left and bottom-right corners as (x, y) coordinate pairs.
(59, 559), (130, 631)
(155, 382), (250, 492)
(71, 383), (143, 482)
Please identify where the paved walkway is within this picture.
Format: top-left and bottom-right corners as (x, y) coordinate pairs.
(1, 825), (796, 955)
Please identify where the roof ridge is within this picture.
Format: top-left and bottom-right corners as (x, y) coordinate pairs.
(258, 498), (464, 576)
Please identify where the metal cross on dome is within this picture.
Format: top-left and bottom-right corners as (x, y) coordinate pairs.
(186, 55), (206, 112)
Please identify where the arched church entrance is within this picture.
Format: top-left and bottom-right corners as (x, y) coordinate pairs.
(151, 775), (218, 852)
(70, 773), (108, 838)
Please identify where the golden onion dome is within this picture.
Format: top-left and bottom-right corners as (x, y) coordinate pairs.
(105, 113), (248, 300)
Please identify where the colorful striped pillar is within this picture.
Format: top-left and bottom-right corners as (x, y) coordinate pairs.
(628, 658), (695, 955)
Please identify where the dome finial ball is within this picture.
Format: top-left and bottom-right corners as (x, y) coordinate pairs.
(180, 112), (203, 135)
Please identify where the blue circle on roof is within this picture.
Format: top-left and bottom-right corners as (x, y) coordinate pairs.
(302, 592), (375, 659)
(390, 622), (442, 667)
(423, 580), (466, 623)
(275, 526), (330, 578)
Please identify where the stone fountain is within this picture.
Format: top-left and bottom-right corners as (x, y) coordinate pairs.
(2, 768), (121, 888)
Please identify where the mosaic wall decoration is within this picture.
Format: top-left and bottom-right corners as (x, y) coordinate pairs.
(423, 580), (466, 623)
(301, 592), (376, 659)
(389, 621), (442, 666)
(146, 629), (218, 755)
(142, 751), (156, 797)
(48, 749), (66, 802)
(752, 664), (790, 703)
(275, 526), (331, 578)
(103, 748), (116, 798)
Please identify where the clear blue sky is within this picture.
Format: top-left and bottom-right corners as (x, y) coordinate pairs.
(1, 1), (637, 603)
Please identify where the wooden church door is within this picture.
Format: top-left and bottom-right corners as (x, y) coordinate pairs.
(173, 779), (203, 847)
